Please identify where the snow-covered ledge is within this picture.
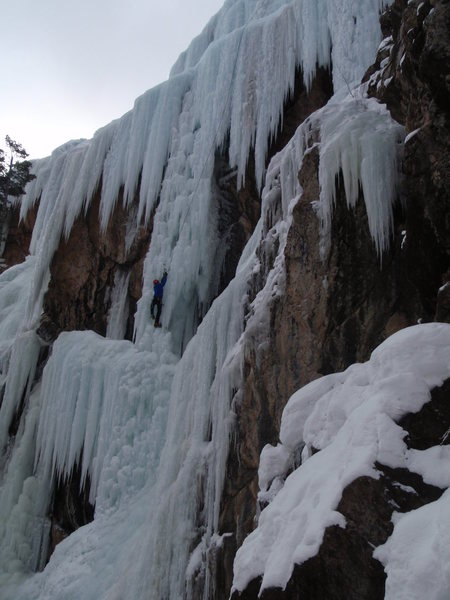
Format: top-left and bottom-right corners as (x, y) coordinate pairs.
(232, 323), (450, 598)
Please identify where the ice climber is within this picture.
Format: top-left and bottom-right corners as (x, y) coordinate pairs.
(151, 271), (168, 328)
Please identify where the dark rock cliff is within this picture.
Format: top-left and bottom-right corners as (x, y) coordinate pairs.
(41, 190), (152, 342)
(228, 1), (450, 598)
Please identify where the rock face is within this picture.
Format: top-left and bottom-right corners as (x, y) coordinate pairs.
(33, 193), (154, 554)
(0, 205), (37, 273)
(42, 191), (152, 341)
(46, 464), (95, 564)
(367, 0), (450, 324)
(226, 1), (450, 598)
(215, 69), (334, 597)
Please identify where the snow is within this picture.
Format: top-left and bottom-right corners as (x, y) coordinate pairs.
(0, 0), (410, 599)
(374, 489), (450, 600)
(378, 35), (394, 52)
(401, 229), (407, 249)
(232, 323), (450, 595)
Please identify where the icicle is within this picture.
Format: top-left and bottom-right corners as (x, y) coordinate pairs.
(34, 330), (178, 509)
(316, 94), (405, 257)
(0, 331), (41, 453)
(15, 0), (391, 340)
(0, 384), (52, 576)
(106, 271), (131, 340)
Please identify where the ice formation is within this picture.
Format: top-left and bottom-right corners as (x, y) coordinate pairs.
(232, 323), (450, 596)
(0, 0), (415, 598)
(106, 271), (130, 340)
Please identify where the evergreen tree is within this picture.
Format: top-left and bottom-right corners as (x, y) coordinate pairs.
(0, 136), (36, 256)
(0, 135), (35, 202)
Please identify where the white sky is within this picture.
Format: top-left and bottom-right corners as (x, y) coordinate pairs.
(1, 0), (225, 160)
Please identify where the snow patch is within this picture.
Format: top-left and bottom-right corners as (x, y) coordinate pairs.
(232, 323), (450, 595)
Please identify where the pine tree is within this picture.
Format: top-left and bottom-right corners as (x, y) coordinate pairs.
(0, 136), (35, 200)
(0, 136), (36, 256)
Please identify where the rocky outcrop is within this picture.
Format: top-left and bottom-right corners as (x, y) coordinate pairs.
(216, 70), (334, 597)
(367, 0), (450, 324)
(214, 152), (261, 298)
(0, 204), (37, 273)
(42, 190), (152, 341)
(214, 67), (333, 301)
(221, 148), (402, 599)
(190, 67), (334, 598)
(225, 1), (450, 598)
(46, 464), (95, 565)
(231, 378), (450, 600)
(33, 191), (152, 562)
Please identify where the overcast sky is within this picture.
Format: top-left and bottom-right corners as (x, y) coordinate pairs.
(1, 0), (224, 160)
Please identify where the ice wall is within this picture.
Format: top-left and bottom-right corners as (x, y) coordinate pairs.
(0, 0), (402, 599)
(14, 0), (392, 351)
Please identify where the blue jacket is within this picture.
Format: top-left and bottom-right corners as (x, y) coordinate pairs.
(153, 273), (167, 299)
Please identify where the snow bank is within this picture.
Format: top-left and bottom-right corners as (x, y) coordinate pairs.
(232, 323), (450, 595)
